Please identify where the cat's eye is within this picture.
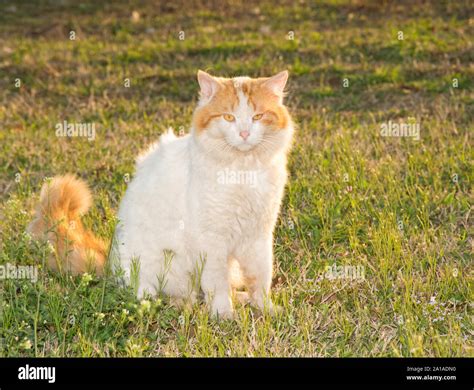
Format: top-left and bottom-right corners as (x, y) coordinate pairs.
(223, 114), (235, 122)
(252, 113), (263, 121)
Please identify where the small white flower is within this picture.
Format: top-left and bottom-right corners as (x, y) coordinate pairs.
(140, 299), (151, 312)
(396, 315), (404, 325)
(81, 273), (93, 286)
(47, 242), (55, 253)
(20, 339), (32, 350)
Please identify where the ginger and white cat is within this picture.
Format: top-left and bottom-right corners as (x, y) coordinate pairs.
(28, 70), (294, 319)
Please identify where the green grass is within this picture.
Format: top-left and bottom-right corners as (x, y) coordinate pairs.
(0, 0), (472, 357)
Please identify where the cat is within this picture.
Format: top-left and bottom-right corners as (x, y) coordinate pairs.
(28, 70), (294, 319)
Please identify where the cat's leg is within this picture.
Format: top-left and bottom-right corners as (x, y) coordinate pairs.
(117, 255), (157, 299)
(234, 236), (276, 314)
(137, 281), (156, 299)
(136, 263), (160, 298)
(199, 244), (234, 320)
(158, 250), (199, 306)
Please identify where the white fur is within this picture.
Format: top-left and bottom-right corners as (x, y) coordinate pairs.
(113, 78), (293, 319)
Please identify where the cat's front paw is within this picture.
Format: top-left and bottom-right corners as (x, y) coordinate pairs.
(250, 294), (281, 317)
(213, 308), (234, 321)
(210, 296), (234, 320)
(268, 303), (283, 317)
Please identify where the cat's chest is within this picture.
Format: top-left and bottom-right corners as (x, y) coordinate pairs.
(216, 160), (279, 189)
(204, 164), (285, 216)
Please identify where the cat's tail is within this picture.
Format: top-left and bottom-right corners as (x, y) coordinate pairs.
(28, 175), (107, 276)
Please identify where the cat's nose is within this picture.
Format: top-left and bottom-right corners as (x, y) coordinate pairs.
(239, 131), (250, 141)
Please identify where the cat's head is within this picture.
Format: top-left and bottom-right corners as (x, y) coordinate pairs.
(192, 70), (293, 160)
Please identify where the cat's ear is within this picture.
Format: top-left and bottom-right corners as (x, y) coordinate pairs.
(263, 70), (289, 97)
(197, 70), (219, 101)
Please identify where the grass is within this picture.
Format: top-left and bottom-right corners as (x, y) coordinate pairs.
(0, 0), (472, 357)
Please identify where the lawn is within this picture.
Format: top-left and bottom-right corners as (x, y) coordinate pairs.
(0, 0), (472, 357)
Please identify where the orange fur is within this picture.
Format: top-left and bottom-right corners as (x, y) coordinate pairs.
(243, 78), (290, 130)
(28, 175), (106, 275)
(194, 78), (239, 132)
(193, 75), (290, 133)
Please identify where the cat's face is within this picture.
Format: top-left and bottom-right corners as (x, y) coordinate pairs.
(192, 70), (293, 159)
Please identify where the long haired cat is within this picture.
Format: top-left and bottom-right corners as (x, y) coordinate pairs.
(28, 70), (294, 319)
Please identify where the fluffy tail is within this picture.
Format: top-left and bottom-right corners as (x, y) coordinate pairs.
(28, 175), (107, 275)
